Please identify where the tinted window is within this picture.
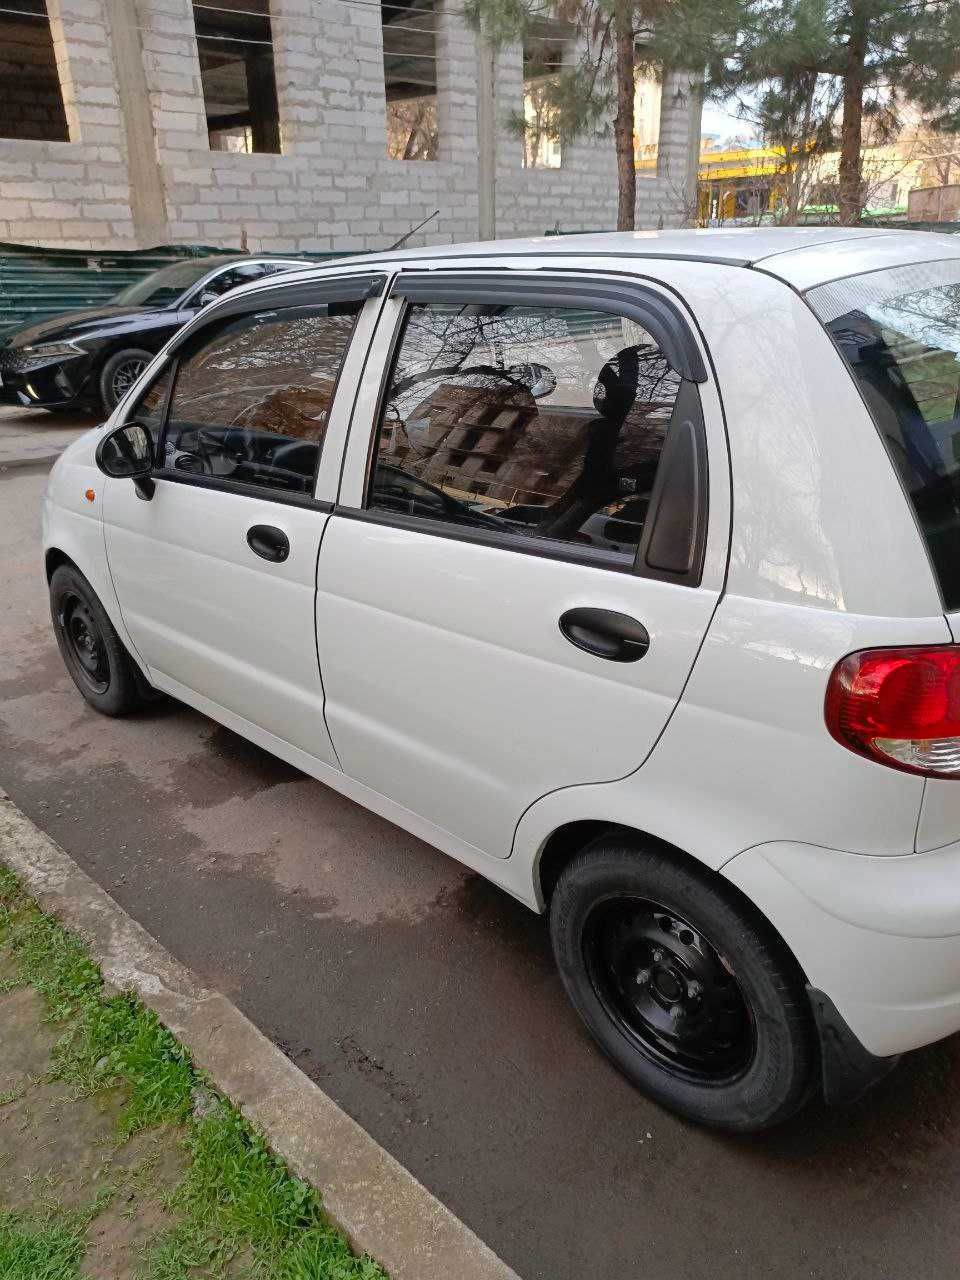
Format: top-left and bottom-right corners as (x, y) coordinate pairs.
(112, 259), (238, 308)
(368, 303), (682, 559)
(161, 303), (360, 495)
(809, 260), (960, 609)
(198, 262), (271, 301)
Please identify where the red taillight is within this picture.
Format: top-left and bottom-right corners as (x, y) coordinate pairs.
(825, 646), (960, 778)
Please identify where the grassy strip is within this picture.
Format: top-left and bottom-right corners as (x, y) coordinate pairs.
(0, 1210), (85, 1280)
(0, 865), (387, 1280)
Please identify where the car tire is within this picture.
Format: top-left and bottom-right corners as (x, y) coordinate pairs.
(50, 564), (156, 717)
(98, 348), (153, 414)
(549, 836), (816, 1132)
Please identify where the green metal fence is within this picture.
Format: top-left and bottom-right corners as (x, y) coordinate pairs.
(0, 242), (348, 336)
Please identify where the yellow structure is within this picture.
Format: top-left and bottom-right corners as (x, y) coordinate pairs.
(698, 144), (785, 221)
(696, 132), (933, 223)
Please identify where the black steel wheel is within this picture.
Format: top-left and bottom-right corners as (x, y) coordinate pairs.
(99, 348), (153, 414)
(583, 898), (753, 1084)
(58, 591), (110, 696)
(550, 837), (815, 1131)
(50, 563), (156, 716)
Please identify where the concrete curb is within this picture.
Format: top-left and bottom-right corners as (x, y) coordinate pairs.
(0, 790), (522, 1280)
(0, 453), (62, 472)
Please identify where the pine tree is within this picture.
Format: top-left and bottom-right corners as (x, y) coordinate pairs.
(651, 0), (960, 225)
(465, 0), (746, 230)
(469, 0), (960, 229)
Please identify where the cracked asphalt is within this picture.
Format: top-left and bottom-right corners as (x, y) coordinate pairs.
(3, 459), (960, 1280)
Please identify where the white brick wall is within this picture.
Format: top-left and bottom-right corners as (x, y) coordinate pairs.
(0, 0), (136, 247)
(0, 0), (702, 251)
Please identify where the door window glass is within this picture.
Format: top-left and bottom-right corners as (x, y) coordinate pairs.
(368, 302), (683, 559)
(192, 262), (271, 307)
(124, 364), (173, 449)
(161, 302), (360, 495)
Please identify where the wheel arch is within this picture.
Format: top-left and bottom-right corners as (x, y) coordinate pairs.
(45, 546), (77, 582)
(535, 820), (728, 908)
(534, 818), (812, 982)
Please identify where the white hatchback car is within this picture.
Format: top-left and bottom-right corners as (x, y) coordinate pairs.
(43, 227), (960, 1131)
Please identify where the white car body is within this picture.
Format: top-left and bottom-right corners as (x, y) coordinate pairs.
(42, 227), (960, 1105)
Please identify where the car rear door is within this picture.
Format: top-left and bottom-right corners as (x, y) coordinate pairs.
(313, 266), (730, 859)
(101, 272), (385, 769)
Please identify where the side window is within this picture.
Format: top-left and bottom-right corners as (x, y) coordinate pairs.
(160, 302), (360, 495)
(368, 302), (683, 560)
(199, 263), (267, 302)
(218, 262), (270, 290)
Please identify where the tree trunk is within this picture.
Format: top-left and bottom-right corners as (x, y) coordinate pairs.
(838, 0), (868, 226)
(784, 81), (816, 226)
(614, 0), (636, 231)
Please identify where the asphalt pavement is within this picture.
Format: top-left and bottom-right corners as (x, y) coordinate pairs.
(0, 404), (94, 468)
(3, 442), (960, 1279)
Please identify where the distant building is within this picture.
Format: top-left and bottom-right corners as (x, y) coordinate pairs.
(697, 124), (960, 224)
(908, 185), (960, 223)
(0, 0), (703, 252)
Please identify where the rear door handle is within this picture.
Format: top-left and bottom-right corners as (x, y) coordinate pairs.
(559, 607), (650, 663)
(246, 524), (289, 563)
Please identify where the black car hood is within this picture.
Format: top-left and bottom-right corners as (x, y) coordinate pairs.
(5, 305), (157, 348)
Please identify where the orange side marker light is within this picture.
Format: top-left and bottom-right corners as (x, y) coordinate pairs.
(84, 489), (96, 502)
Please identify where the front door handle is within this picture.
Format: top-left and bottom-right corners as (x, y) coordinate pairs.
(246, 524), (289, 563)
(559, 607), (650, 662)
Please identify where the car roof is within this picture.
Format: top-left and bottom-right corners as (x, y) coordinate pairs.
(201, 255), (304, 269)
(280, 227), (960, 293)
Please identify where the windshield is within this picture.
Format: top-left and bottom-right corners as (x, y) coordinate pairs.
(808, 258), (960, 610)
(112, 259), (234, 309)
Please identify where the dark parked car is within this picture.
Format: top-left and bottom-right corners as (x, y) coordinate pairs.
(0, 255), (304, 416)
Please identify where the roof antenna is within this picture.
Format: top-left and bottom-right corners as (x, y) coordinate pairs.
(388, 209), (440, 251)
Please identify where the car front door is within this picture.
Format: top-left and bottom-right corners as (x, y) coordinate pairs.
(102, 273), (385, 769)
(314, 268), (730, 858)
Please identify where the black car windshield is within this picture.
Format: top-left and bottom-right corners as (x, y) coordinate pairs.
(808, 258), (960, 609)
(112, 259), (236, 309)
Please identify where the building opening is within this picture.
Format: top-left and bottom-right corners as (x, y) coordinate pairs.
(192, 0), (281, 153)
(522, 32), (564, 169)
(383, 0), (438, 161)
(634, 72), (661, 175)
(0, 0), (69, 142)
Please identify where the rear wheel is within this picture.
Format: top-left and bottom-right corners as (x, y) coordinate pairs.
(549, 837), (815, 1131)
(50, 564), (155, 716)
(99, 347), (153, 414)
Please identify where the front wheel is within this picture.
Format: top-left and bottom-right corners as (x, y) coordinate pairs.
(549, 838), (816, 1131)
(98, 347), (153, 414)
(50, 564), (156, 717)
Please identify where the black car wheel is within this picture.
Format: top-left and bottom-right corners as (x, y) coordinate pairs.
(50, 564), (156, 716)
(99, 348), (153, 414)
(549, 836), (816, 1131)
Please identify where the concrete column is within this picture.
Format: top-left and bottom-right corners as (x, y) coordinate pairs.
(435, 1), (479, 166)
(476, 28), (496, 240)
(102, 0), (169, 244)
(45, 0), (83, 144)
(656, 70), (703, 226)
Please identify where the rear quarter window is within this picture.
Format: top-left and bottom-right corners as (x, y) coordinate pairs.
(808, 259), (960, 610)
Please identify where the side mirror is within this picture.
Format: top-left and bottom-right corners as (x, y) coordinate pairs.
(507, 361), (557, 400)
(95, 421), (156, 499)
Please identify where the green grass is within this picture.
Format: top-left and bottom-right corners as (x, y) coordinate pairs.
(0, 866), (388, 1280)
(0, 1210), (85, 1280)
(0, 1190), (115, 1280)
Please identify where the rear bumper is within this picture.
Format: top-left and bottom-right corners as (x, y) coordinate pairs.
(723, 838), (960, 1057)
